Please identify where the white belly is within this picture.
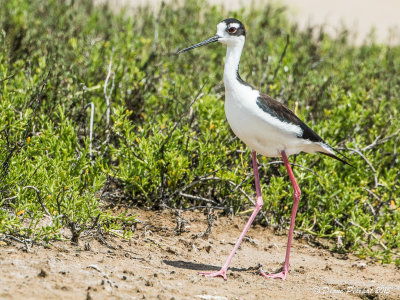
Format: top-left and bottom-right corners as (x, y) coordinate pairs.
(224, 85), (320, 157)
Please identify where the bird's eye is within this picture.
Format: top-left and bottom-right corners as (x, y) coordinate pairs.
(228, 27), (237, 33)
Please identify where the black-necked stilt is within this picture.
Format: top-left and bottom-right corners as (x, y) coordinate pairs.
(177, 18), (351, 281)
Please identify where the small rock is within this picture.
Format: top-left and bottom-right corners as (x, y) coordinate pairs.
(324, 265), (332, 271)
(84, 242), (92, 251)
(86, 291), (93, 300)
(230, 272), (241, 279)
(87, 265), (102, 273)
(352, 262), (367, 269)
(38, 269), (48, 278)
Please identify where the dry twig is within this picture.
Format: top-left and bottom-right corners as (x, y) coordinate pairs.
(104, 50), (115, 128)
(23, 185), (50, 216)
(362, 128), (400, 151)
(347, 147), (379, 188)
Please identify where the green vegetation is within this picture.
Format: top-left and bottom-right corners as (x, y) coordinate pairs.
(0, 0), (399, 264)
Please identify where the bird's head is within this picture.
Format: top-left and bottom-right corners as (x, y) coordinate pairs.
(177, 18), (246, 54)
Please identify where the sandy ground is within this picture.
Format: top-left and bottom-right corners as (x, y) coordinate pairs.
(1, 209), (400, 299)
(99, 0), (400, 45)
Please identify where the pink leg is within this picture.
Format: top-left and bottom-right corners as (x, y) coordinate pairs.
(200, 150), (263, 280)
(260, 150), (301, 280)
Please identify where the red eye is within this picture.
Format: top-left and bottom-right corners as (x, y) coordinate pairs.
(228, 27), (237, 33)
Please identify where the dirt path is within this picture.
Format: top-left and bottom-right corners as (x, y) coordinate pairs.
(1, 209), (399, 299)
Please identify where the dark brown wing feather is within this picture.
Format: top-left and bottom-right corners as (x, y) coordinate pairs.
(256, 93), (323, 142)
(256, 93), (354, 167)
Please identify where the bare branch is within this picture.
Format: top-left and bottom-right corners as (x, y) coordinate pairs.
(362, 187), (381, 203)
(169, 171), (220, 199)
(0, 73), (15, 83)
(3, 195), (18, 201)
(104, 49), (115, 128)
(362, 128), (400, 151)
(347, 147), (379, 188)
(23, 186), (50, 216)
(348, 221), (387, 250)
(4, 234), (31, 246)
(179, 192), (218, 205)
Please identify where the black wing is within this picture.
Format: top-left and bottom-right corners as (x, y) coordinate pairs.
(256, 93), (353, 167)
(256, 93), (323, 142)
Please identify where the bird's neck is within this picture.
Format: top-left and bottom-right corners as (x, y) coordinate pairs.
(223, 42), (245, 90)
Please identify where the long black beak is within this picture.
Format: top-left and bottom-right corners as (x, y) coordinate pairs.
(177, 35), (220, 54)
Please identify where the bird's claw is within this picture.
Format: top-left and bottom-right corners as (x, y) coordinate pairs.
(199, 269), (227, 281)
(260, 270), (287, 280)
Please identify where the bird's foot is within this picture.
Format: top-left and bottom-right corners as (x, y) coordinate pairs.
(199, 269), (227, 281)
(260, 270), (287, 280)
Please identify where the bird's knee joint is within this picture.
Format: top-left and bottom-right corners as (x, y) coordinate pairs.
(255, 197), (263, 209)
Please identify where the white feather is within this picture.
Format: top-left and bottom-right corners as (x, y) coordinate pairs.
(217, 21), (329, 157)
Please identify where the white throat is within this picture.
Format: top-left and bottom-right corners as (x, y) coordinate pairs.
(223, 40), (245, 90)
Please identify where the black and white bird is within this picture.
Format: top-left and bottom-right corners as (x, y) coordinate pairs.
(177, 18), (350, 281)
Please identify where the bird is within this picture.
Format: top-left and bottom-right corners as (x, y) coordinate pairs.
(177, 18), (351, 281)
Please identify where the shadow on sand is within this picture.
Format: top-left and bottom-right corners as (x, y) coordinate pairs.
(163, 259), (259, 273)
